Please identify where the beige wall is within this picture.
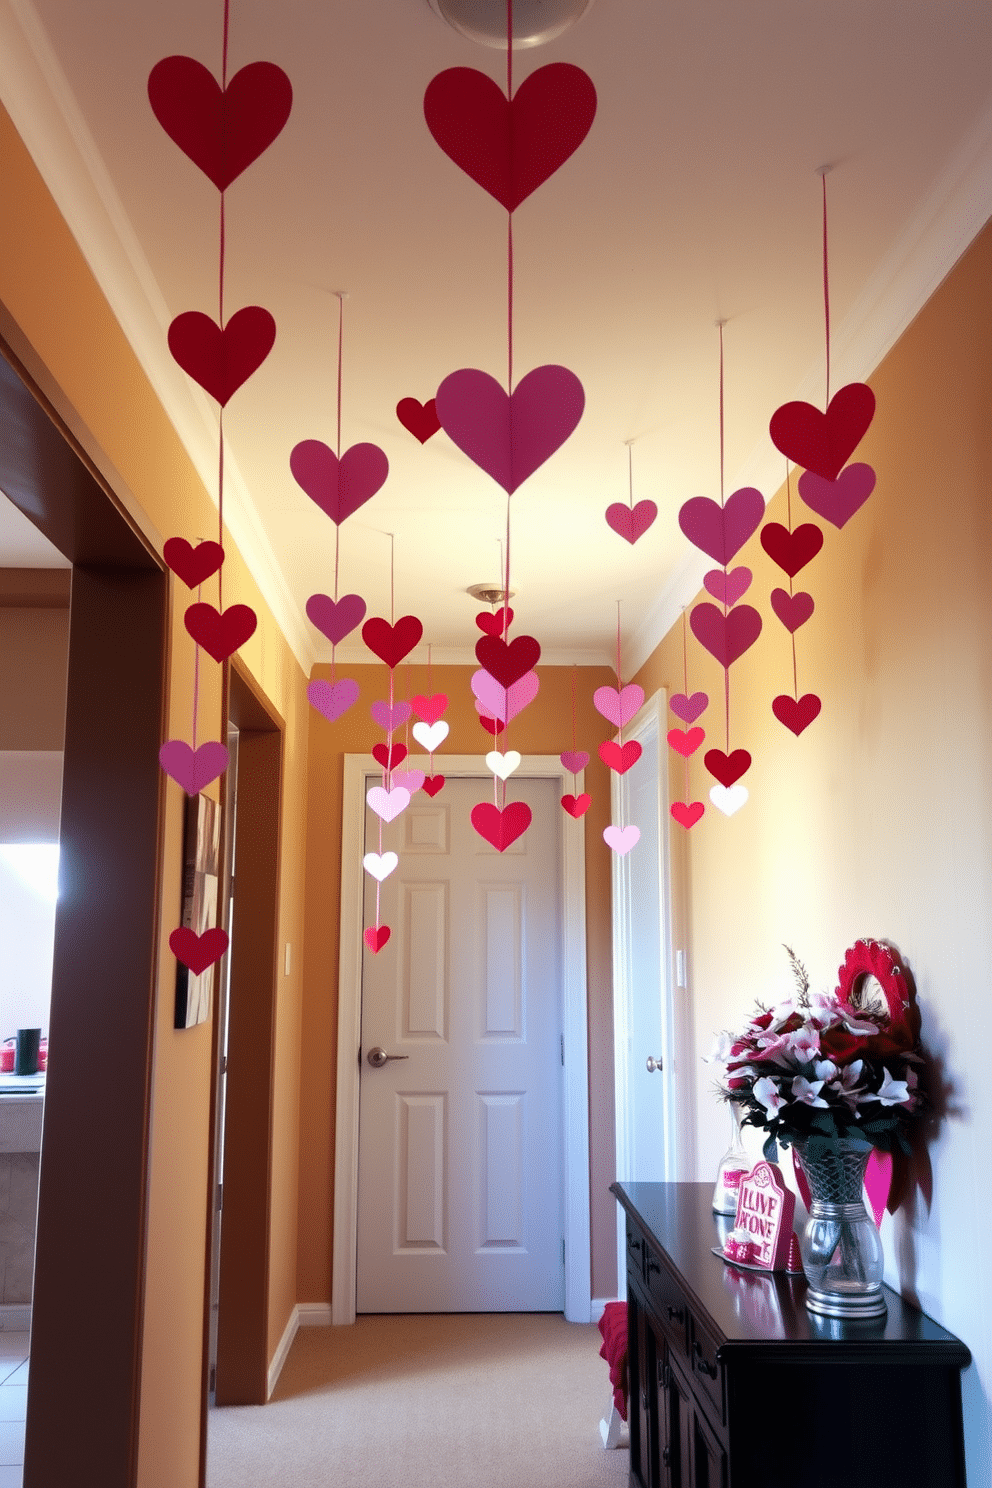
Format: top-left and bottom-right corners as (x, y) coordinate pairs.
(0, 607), (68, 749)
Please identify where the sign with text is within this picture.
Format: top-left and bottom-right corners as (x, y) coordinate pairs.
(733, 1161), (795, 1270)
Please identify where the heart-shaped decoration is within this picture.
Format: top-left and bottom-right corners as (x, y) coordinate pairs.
(709, 783), (749, 816)
(670, 800), (705, 830)
(599, 740), (642, 775)
(561, 793), (591, 818)
(476, 634), (540, 687)
(772, 693), (822, 736)
(689, 602), (762, 668)
(291, 440), (389, 525)
(703, 567), (752, 607)
(362, 615), (424, 668)
(435, 365), (584, 495)
(184, 601), (257, 662)
(424, 63), (597, 212)
(364, 925), (391, 954)
(476, 607), (514, 637)
(363, 851), (398, 883)
(604, 824), (640, 856)
(478, 716), (505, 737)
(371, 700), (412, 731)
(865, 1148), (894, 1227)
(470, 800), (533, 852)
(423, 775), (446, 797)
(308, 678), (359, 722)
(148, 56), (292, 190)
(798, 463), (876, 529)
(164, 537), (224, 589)
(770, 589), (815, 633)
(168, 307), (275, 406)
(593, 683), (644, 728)
(666, 727), (704, 758)
(704, 748), (751, 788)
(678, 487), (765, 566)
(306, 593), (366, 646)
(372, 742), (407, 771)
(170, 926), (229, 975)
(159, 739), (229, 795)
(560, 750), (589, 773)
(760, 521), (823, 577)
(605, 500), (657, 545)
(769, 382), (875, 481)
(396, 396), (441, 443)
(471, 669), (540, 723)
(486, 749), (522, 780)
(412, 692), (449, 724)
(367, 785), (411, 823)
(392, 769), (426, 795)
(412, 720), (449, 752)
(669, 691), (708, 724)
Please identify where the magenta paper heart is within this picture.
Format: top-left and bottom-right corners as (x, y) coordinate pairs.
(771, 588), (814, 633)
(307, 677), (359, 722)
(471, 669), (540, 722)
(148, 56), (292, 191)
(168, 307), (275, 406)
(605, 500), (657, 544)
(865, 1148), (893, 1227)
(797, 463), (876, 529)
(435, 365), (584, 495)
(689, 602), (762, 667)
(391, 769), (425, 795)
(306, 593), (366, 645)
(678, 488), (765, 566)
(669, 691), (708, 724)
(593, 683), (644, 728)
(159, 740), (229, 794)
(603, 824), (640, 856)
(371, 700), (412, 731)
(560, 750), (589, 773)
(703, 567), (752, 607)
(291, 440), (389, 525)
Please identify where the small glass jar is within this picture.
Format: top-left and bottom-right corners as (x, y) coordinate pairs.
(712, 1102), (750, 1215)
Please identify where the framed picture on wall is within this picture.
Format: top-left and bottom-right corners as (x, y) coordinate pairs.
(174, 793), (221, 1029)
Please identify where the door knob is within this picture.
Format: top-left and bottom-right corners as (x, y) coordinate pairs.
(645, 1055), (663, 1073)
(366, 1045), (410, 1068)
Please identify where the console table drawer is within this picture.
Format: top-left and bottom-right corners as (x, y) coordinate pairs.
(687, 1313), (725, 1425)
(644, 1248), (688, 1356)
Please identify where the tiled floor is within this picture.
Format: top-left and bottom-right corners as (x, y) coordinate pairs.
(0, 1333), (28, 1488)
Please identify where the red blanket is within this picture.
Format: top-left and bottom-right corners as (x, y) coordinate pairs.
(597, 1301), (628, 1422)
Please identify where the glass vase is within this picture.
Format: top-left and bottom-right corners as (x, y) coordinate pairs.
(794, 1137), (886, 1319)
(712, 1102), (750, 1215)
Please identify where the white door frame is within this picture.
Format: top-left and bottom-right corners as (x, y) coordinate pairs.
(332, 753), (591, 1324)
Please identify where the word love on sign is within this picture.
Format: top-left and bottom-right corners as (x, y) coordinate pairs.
(732, 1162), (795, 1270)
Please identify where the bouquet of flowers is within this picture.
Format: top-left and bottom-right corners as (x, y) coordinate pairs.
(708, 941), (923, 1161)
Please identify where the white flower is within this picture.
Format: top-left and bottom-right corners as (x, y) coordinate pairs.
(813, 1059), (838, 1082)
(791, 1076), (829, 1108)
(703, 1030), (735, 1064)
(752, 1076), (786, 1114)
(789, 1028), (821, 1063)
(875, 1067), (911, 1106)
(808, 991), (840, 1027)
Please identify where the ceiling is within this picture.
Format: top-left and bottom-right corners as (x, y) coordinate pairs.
(1, 0), (991, 668)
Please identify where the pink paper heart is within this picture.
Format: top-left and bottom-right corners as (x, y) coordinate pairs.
(435, 365), (584, 495)
(670, 801), (704, 830)
(689, 603), (762, 667)
(290, 440), (389, 525)
(865, 1148), (893, 1228)
(669, 691), (708, 724)
(168, 307), (275, 406)
(560, 750), (589, 773)
(148, 56), (292, 191)
(367, 785), (411, 823)
(678, 488), (765, 566)
(412, 693), (449, 724)
(593, 683), (644, 728)
(667, 727), (704, 758)
(371, 700), (412, 731)
(770, 589), (814, 633)
(605, 500), (657, 544)
(391, 769), (425, 795)
(471, 669), (540, 722)
(159, 739), (229, 795)
(307, 677), (359, 722)
(305, 592), (367, 646)
(797, 462), (876, 529)
(703, 567), (752, 606)
(603, 824), (640, 856)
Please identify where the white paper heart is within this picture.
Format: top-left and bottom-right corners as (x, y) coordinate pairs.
(366, 785), (411, 822)
(486, 749), (522, 780)
(412, 719), (449, 752)
(709, 783), (749, 816)
(603, 823), (640, 855)
(363, 851), (398, 882)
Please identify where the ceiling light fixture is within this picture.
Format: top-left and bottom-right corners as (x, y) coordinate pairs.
(427, 0), (595, 50)
(467, 583), (515, 605)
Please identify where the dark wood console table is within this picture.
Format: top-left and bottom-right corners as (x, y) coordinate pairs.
(612, 1182), (971, 1488)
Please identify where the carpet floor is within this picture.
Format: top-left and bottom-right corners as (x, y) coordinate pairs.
(207, 1313), (630, 1488)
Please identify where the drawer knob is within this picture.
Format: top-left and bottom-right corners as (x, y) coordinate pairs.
(662, 1446), (671, 1467)
(667, 1304), (684, 1324)
(693, 1339), (718, 1379)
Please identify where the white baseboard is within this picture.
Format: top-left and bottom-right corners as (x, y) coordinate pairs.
(0, 1304), (30, 1331)
(297, 1302), (333, 1327)
(590, 1297), (624, 1323)
(266, 1306), (300, 1399)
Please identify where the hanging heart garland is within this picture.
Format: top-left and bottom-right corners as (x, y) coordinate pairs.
(396, 397), (441, 443)
(669, 612), (706, 830)
(470, 800), (533, 853)
(678, 488), (765, 567)
(760, 522), (823, 577)
(593, 683), (644, 729)
(168, 307), (276, 406)
(371, 700), (412, 731)
(290, 440), (389, 525)
(362, 615), (424, 669)
(364, 925), (391, 954)
(371, 743), (407, 771)
(148, 56), (292, 191)
(435, 365), (584, 496)
(475, 633), (540, 687)
(703, 566), (751, 607)
(471, 669), (539, 723)
(159, 740), (230, 796)
(669, 691), (708, 725)
(412, 692), (449, 724)
(689, 603), (762, 668)
(306, 593), (367, 646)
(797, 463), (876, 530)
(767, 464), (823, 738)
(184, 601), (257, 662)
(170, 926), (229, 976)
(769, 383), (875, 482)
(308, 678), (359, 723)
(476, 607), (513, 636)
(164, 538), (225, 589)
(605, 500), (657, 545)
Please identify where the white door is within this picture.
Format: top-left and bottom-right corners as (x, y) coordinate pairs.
(356, 774), (565, 1312)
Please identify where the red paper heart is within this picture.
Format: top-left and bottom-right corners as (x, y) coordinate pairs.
(670, 801), (705, 830)
(770, 589), (814, 633)
(704, 748), (751, 787)
(475, 634), (540, 687)
(168, 307), (275, 405)
(769, 382), (876, 481)
(412, 693), (449, 724)
(170, 926), (229, 975)
(772, 694), (822, 736)
(678, 488), (765, 566)
(798, 463), (877, 530)
(760, 521), (823, 578)
(561, 792), (591, 818)
(475, 607), (514, 637)
(362, 615), (424, 668)
(396, 397), (441, 443)
(479, 717), (505, 737)
(667, 727), (704, 758)
(422, 775), (446, 797)
(372, 742), (407, 770)
(470, 800), (533, 852)
(364, 925), (391, 954)
(184, 601), (257, 662)
(605, 500), (657, 545)
(148, 56), (292, 191)
(689, 602), (762, 667)
(290, 440), (389, 525)
(598, 740), (642, 775)
(424, 63), (596, 212)
(164, 537), (224, 589)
